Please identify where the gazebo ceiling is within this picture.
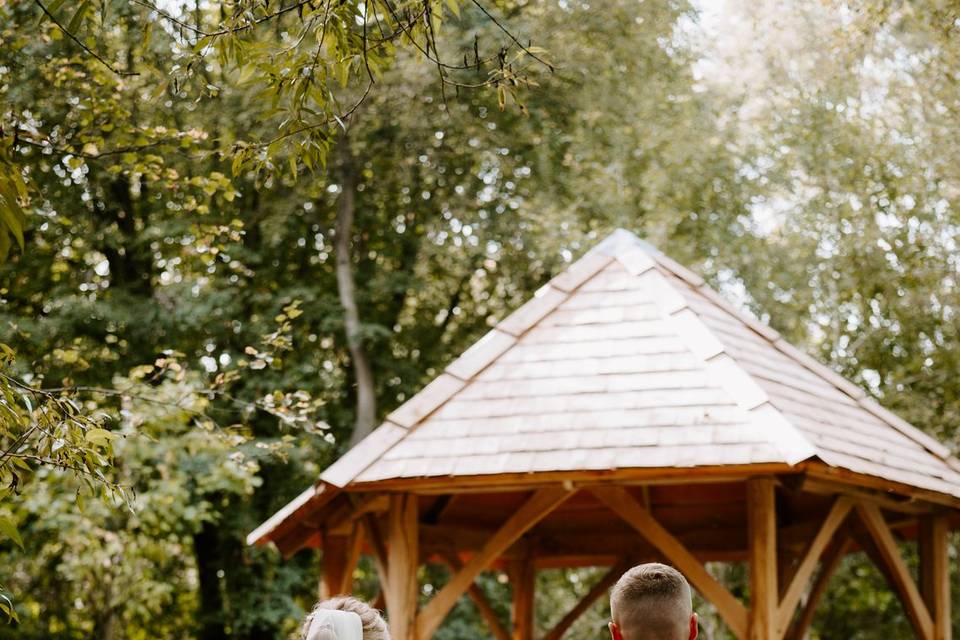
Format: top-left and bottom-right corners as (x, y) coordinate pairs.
(249, 229), (960, 549)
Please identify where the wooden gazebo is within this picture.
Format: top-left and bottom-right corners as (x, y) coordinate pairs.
(249, 230), (960, 640)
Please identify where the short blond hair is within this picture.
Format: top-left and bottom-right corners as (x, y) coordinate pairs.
(301, 596), (390, 640)
(610, 563), (692, 639)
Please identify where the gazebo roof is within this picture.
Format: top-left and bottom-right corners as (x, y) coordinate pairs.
(249, 229), (960, 548)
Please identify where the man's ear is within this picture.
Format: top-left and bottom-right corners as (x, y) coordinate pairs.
(688, 612), (698, 640)
(609, 621), (622, 640)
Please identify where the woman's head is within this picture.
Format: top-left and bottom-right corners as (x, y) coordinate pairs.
(301, 596), (390, 640)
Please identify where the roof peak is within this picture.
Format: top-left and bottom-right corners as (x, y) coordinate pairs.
(588, 228), (663, 259)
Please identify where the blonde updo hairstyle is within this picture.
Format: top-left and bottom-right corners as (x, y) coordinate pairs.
(300, 596), (391, 640)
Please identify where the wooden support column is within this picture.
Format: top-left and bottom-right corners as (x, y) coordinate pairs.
(510, 553), (536, 640)
(920, 515), (951, 640)
(362, 513), (390, 590)
(385, 494), (419, 640)
(320, 531), (350, 599)
(748, 477), (777, 640)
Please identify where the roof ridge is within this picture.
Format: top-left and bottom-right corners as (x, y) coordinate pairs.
(607, 249), (817, 465)
(621, 236), (959, 467)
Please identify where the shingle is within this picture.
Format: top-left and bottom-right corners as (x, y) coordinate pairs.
(320, 231), (960, 497)
(445, 329), (516, 380)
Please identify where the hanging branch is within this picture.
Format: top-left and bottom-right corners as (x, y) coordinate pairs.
(34, 0), (139, 76)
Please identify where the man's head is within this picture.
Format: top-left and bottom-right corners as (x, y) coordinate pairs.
(608, 563), (697, 640)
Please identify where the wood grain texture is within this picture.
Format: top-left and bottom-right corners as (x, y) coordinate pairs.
(748, 478), (777, 640)
(510, 554), (535, 640)
(385, 495), (419, 640)
(919, 516), (952, 640)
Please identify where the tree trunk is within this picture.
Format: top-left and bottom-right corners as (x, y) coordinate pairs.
(335, 131), (377, 447)
(193, 522), (228, 640)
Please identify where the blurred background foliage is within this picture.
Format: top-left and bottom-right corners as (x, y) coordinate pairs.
(2, 0), (960, 637)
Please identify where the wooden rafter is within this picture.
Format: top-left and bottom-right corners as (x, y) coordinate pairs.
(783, 536), (850, 640)
(791, 475), (938, 515)
(415, 488), (573, 640)
(775, 497), (852, 635)
(591, 486), (748, 640)
(542, 558), (632, 640)
(340, 523), (365, 595)
(441, 550), (511, 640)
(361, 513), (390, 587)
(856, 502), (934, 639)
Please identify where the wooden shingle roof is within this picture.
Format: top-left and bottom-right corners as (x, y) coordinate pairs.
(318, 229), (960, 498)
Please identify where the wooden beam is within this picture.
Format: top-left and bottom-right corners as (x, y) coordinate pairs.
(353, 463), (799, 494)
(776, 497), (852, 636)
(385, 494), (419, 640)
(783, 537), (850, 640)
(748, 478), (777, 640)
(340, 523), (365, 595)
(362, 513), (390, 588)
(856, 502), (934, 639)
(510, 554), (535, 640)
(802, 463), (960, 510)
(790, 475), (939, 516)
(320, 532), (350, 599)
(542, 559), (631, 640)
(591, 486), (748, 640)
(441, 550), (511, 640)
(416, 488), (572, 640)
(919, 516), (951, 640)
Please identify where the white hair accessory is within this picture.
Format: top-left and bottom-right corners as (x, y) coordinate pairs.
(305, 609), (364, 640)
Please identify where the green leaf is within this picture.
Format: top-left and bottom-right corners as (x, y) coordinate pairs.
(84, 428), (114, 445)
(67, 0), (91, 34)
(0, 593), (18, 623)
(0, 515), (23, 550)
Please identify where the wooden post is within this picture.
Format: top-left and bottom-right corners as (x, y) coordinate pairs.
(920, 516), (951, 640)
(320, 524), (365, 598)
(385, 494), (419, 640)
(748, 477), (777, 640)
(510, 553), (536, 640)
(320, 532), (350, 599)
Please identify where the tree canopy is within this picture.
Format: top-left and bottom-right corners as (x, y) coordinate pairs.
(2, 0), (960, 637)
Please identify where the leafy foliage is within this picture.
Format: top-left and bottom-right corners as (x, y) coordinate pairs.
(3, 0), (960, 637)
